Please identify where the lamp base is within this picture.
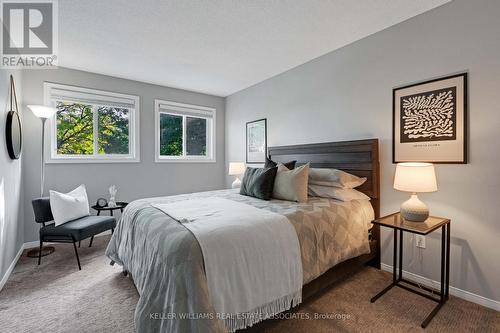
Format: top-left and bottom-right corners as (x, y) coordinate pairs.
(400, 193), (429, 222)
(231, 177), (242, 189)
(26, 246), (55, 258)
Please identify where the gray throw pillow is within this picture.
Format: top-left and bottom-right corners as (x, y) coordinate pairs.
(265, 156), (296, 170)
(240, 167), (278, 200)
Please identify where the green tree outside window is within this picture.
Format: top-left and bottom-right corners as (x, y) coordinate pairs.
(159, 114), (207, 157)
(160, 114), (183, 156)
(56, 102), (130, 156)
(98, 106), (129, 154)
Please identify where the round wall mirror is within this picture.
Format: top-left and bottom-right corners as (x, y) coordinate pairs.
(6, 110), (22, 159)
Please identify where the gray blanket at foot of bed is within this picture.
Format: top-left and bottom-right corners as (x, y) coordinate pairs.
(106, 199), (226, 333)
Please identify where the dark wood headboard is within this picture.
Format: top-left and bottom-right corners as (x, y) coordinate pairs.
(268, 139), (380, 218)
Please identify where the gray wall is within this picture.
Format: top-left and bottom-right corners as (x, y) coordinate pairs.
(22, 68), (226, 243)
(0, 69), (24, 283)
(226, 0), (500, 302)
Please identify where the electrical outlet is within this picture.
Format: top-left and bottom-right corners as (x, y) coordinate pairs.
(416, 235), (426, 249)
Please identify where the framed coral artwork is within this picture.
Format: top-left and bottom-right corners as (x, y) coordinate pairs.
(393, 73), (468, 163)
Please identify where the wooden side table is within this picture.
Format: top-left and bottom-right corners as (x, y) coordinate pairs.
(370, 213), (450, 328)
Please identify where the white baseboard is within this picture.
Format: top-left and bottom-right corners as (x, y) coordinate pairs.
(0, 232), (113, 291)
(0, 244), (25, 291)
(23, 240), (40, 249)
(381, 263), (500, 311)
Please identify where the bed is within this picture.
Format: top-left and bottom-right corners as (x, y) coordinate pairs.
(106, 139), (380, 333)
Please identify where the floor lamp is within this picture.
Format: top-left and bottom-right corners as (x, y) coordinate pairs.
(26, 105), (57, 258)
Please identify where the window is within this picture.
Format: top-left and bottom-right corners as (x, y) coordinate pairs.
(44, 83), (140, 163)
(155, 99), (216, 162)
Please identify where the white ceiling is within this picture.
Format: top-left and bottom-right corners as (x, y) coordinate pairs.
(59, 0), (451, 97)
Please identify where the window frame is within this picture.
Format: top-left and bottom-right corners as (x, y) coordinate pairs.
(154, 99), (216, 163)
(44, 82), (140, 163)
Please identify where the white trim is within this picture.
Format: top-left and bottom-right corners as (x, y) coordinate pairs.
(23, 241), (41, 249)
(45, 155), (141, 164)
(155, 157), (217, 163)
(0, 245), (24, 291)
(0, 232), (114, 292)
(157, 99), (215, 113)
(43, 82), (140, 164)
(154, 99), (216, 163)
(1, 240), (51, 291)
(380, 263), (500, 311)
(46, 82), (137, 108)
(92, 104), (99, 155)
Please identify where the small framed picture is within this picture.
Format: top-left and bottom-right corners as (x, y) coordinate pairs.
(393, 73), (468, 164)
(246, 118), (267, 164)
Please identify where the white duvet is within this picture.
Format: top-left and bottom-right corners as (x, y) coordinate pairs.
(152, 197), (303, 332)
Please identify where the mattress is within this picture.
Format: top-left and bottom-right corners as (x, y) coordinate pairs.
(106, 189), (373, 332)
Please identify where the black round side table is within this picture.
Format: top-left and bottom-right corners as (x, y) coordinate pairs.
(91, 201), (128, 216)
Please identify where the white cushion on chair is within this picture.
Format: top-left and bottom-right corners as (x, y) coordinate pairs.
(49, 184), (90, 226)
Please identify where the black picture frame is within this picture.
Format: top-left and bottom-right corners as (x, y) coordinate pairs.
(392, 72), (468, 164)
(246, 118), (267, 164)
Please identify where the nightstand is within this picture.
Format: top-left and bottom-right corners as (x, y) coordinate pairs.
(370, 213), (450, 328)
(91, 201), (128, 216)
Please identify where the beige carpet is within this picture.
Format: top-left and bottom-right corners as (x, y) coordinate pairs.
(0, 235), (498, 333)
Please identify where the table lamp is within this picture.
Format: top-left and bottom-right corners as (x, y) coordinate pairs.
(228, 162), (246, 188)
(393, 162), (437, 222)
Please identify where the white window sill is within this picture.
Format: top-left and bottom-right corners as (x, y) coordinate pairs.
(46, 157), (140, 164)
(155, 157), (216, 163)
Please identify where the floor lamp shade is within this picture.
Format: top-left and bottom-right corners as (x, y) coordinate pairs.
(28, 105), (57, 196)
(27, 105), (57, 119)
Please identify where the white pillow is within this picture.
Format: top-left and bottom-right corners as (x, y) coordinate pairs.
(308, 184), (370, 202)
(308, 168), (366, 189)
(49, 184), (90, 226)
(273, 163), (310, 202)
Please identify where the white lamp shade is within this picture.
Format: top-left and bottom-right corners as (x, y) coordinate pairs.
(394, 162), (437, 193)
(228, 162), (246, 176)
(28, 105), (57, 119)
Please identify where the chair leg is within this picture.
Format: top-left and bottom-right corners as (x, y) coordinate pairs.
(38, 240), (43, 265)
(111, 228), (114, 234)
(71, 237), (82, 270)
(78, 241), (81, 248)
(89, 236), (94, 247)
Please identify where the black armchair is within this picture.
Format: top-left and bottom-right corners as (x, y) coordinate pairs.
(32, 197), (116, 270)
